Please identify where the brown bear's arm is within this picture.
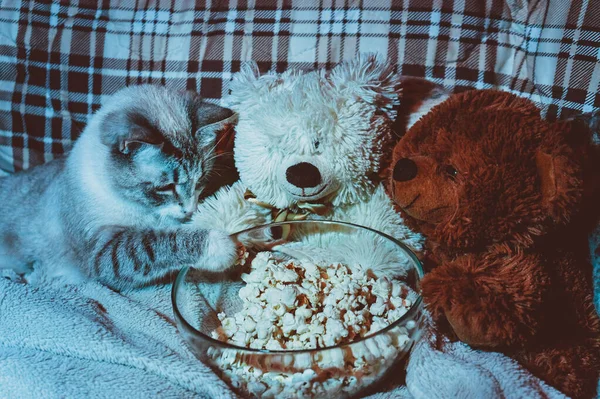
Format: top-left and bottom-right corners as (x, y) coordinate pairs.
(421, 249), (551, 349)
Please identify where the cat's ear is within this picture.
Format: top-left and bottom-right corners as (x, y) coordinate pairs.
(183, 91), (238, 132)
(101, 109), (165, 155)
(184, 91), (239, 151)
(197, 111), (238, 136)
(197, 111), (238, 155)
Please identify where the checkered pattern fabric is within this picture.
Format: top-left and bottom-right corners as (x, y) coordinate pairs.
(0, 0), (599, 173)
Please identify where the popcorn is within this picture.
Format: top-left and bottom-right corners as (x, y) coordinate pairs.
(243, 317), (257, 333)
(295, 305), (312, 320)
(239, 285), (260, 301)
(369, 296), (387, 317)
(208, 251), (416, 398)
(324, 319), (348, 346)
(315, 348), (345, 369)
(372, 277), (392, 298)
(236, 244), (249, 262)
(248, 382), (267, 397)
(256, 323), (271, 340)
(219, 315), (238, 338)
(273, 267), (299, 283)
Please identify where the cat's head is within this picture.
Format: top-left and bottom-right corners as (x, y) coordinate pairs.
(91, 85), (236, 222)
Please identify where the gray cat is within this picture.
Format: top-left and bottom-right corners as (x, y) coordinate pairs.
(0, 85), (239, 289)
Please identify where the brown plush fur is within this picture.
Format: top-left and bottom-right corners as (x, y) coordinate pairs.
(387, 89), (600, 398)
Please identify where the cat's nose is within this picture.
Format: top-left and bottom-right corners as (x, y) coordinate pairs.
(286, 162), (321, 188)
(183, 209), (195, 218)
(393, 158), (418, 182)
(179, 209), (194, 223)
(179, 203), (196, 220)
(181, 196), (199, 217)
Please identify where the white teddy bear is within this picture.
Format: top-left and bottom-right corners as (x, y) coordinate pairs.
(194, 54), (425, 274)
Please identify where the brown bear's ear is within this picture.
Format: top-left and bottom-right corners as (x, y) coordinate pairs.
(535, 137), (582, 225)
(475, 90), (541, 116)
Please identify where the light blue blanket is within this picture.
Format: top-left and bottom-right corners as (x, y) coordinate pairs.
(0, 272), (568, 399)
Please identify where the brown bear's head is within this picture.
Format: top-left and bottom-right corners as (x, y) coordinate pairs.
(388, 90), (583, 253)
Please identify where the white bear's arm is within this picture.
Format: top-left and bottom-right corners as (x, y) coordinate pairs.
(333, 184), (424, 251)
(191, 181), (272, 234)
(315, 185), (424, 278)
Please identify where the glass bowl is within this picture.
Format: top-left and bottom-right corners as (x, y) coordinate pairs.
(172, 220), (425, 399)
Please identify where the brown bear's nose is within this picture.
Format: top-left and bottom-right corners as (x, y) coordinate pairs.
(393, 158), (418, 182)
(286, 162), (322, 188)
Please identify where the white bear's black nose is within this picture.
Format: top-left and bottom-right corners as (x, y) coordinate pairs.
(393, 158), (418, 182)
(286, 162), (321, 188)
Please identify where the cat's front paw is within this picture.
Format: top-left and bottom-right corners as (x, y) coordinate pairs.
(196, 230), (239, 272)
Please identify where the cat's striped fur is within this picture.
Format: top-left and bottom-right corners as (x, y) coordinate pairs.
(0, 85), (238, 289)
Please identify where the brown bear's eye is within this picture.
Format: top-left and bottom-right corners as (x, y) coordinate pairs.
(445, 165), (458, 179)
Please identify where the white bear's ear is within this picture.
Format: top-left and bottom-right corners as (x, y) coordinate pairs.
(328, 53), (400, 114)
(233, 61), (261, 88)
(226, 61), (286, 110)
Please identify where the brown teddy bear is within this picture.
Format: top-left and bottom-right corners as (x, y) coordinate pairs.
(387, 89), (600, 398)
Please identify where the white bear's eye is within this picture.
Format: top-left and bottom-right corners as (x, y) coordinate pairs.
(314, 140), (320, 149)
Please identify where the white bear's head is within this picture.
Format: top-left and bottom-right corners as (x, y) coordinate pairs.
(227, 54), (401, 209)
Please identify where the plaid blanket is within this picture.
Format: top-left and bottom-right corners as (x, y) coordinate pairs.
(0, 0), (599, 173)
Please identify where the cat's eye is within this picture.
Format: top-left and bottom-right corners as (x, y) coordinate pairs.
(154, 183), (175, 194)
(444, 165), (459, 179)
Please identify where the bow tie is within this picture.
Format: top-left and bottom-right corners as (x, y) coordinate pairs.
(243, 189), (332, 222)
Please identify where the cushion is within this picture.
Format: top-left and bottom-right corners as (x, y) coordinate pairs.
(0, 0), (598, 172)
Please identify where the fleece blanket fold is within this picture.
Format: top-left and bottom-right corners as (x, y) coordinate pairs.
(0, 271), (574, 399)
(0, 276), (235, 399)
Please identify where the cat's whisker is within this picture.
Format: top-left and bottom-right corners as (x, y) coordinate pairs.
(207, 149), (233, 159)
(204, 152), (232, 164)
(205, 143), (219, 157)
(205, 168), (223, 178)
(205, 131), (231, 156)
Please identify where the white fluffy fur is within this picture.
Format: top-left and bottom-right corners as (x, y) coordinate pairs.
(194, 54), (425, 274)
(196, 230), (239, 272)
(194, 182), (272, 233)
(227, 54), (401, 209)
